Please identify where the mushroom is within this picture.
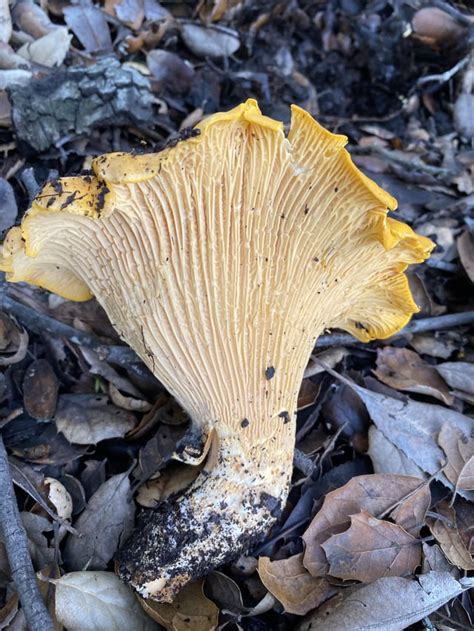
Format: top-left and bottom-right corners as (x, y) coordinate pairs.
(0, 100), (433, 602)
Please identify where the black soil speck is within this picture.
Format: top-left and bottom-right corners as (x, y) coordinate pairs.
(265, 366), (275, 380)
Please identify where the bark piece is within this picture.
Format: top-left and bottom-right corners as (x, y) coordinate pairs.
(8, 58), (153, 153)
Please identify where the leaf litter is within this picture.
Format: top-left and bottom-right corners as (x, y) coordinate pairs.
(0, 0), (473, 629)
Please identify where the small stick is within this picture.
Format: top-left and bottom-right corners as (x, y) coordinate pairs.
(315, 310), (474, 348)
(0, 290), (138, 365)
(0, 435), (54, 631)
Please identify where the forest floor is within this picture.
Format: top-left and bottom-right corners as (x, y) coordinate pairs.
(0, 1), (473, 630)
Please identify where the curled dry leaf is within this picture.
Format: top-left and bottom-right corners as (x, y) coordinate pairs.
(139, 580), (218, 630)
(304, 347), (348, 378)
(136, 462), (202, 508)
(321, 510), (421, 583)
(411, 7), (468, 47)
(44, 477), (73, 521)
(53, 571), (157, 631)
(322, 383), (370, 450)
(297, 572), (474, 631)
(457, 230), (474, 282)
(302, 474), (428, 577)
(23, 358), (59, 420)
(297, 378), (321, 410)
(204, 570), (246, 615)
(54, 394), (136, 445)
(438, 425), (474, 491)
(147, 49), (194, 94)
(258, 553), (337, 615)
(374, 346), (453, 405)
(11, 0), (57, 38)
(0, 177), (17, 236)
(436, 361), (474, 396)
(17, 26), (71, 67)
(427, 503), (474, 571)
(0, 0), (12, 44)
(63, 472), (135, 571)
(0, 314), (28, 366)
(63, 4), (112, 53)
(180, 22), (240, 58)
(109, 383), (151, 413)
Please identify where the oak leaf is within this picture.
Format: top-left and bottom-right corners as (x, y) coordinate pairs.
(322, 510), (421, 582)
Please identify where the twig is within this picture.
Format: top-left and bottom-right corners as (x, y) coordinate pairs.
(351, 145), (454, 179)
(293, 449), (315, 476)
(315, 311), (474, 348)
(0, 435), (54, 631)
(0, 290), (139, 366)
(416, 55), (469, 89)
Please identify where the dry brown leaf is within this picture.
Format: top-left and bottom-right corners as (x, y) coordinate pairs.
(23, 359), (59, 420)
(44, 477), (73, 521)
(63, 4), (112, 53)
(258, 553), (337, 615)
(20, 512), (55, 568)
(109, 383), (151, 413)
(374, 347), (453, 405)
(297, 572), (474, 631)
(410, 333), (457, 359)
(198, 0), (243, 23)
(412, 7), (467, 47)
(390, 483), (430, 536)
(322, 510), (421, 582)
(297, 378), (321, 410)
(17, 26), (71, 67)
(422, 543), (456, 575)
(139, 580), (218, 630)
(407, 272), (445, 317)
(136, 462), (201, 508)
(427, 502), (474, 571)
(369, 426), (425, 478)
(0, 314), (28, 366)
(63, 472), (135, 571)
(457, 230), (474, 282)
(114, 0), (145, 30)
(438, 425), (474, 491)
(0, 592), (18, 628)
(180, 22), (240, 58)
(304, 347), (348, 378)
(0, 177), (17, 235)
(302, 474), (427, 577)
(436, 361), (474, 396)
(53, 571), (157, 630)
(54, 394), (136, 444)
(455, 500), (474, 556)
(0, 0), (12, 43)
(11, 0), (57, 38)
(350, 381), (473, 497)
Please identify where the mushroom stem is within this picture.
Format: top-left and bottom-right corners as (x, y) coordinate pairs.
(118, 429), (294, 603)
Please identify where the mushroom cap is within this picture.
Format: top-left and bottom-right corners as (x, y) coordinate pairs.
(0, 100), (433, 431)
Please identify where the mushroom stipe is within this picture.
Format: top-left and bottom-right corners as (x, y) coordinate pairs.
(0, 100), (434, 602)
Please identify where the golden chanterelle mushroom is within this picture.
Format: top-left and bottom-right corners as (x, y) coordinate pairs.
(0, 100), (433, 602)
